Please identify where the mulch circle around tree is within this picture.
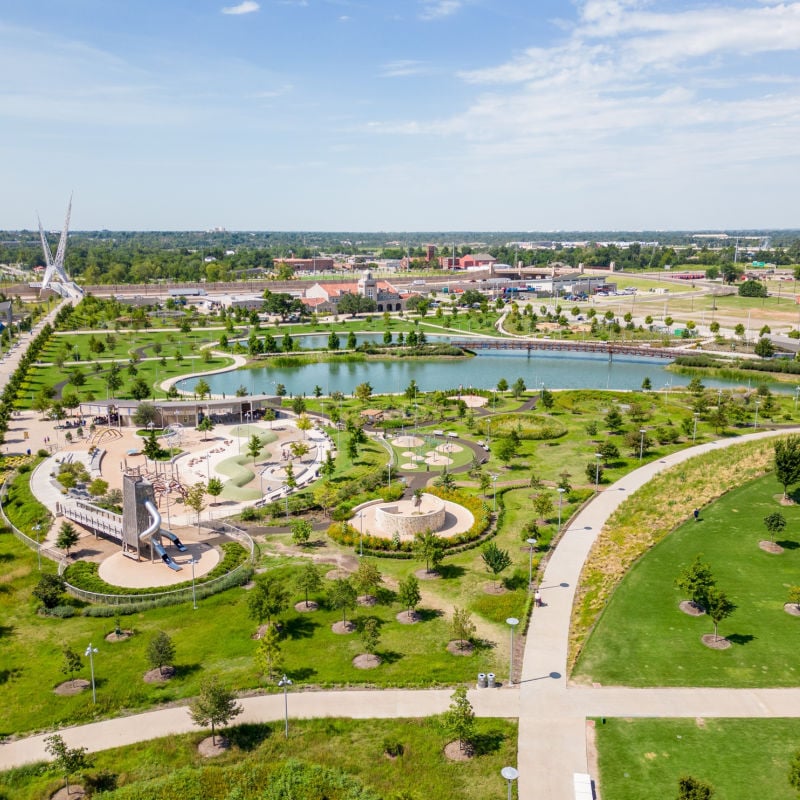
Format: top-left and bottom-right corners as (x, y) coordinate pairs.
(784, 603), (800, 617)
(50, 784), (86, 799)
(332, 620), (356, 634)
(759, 540), (784, 554)
(396, 610), (420, 625)
(105, 630), (133, 643)
(483, 583), (508, 595)
(242, 581), (256, 590)
(197, 736), (230, 758)
(447, 640), (474, 656)
(143, 666), (175, 684)
(415, 569), (441, 581)
(352, 654), (381, 669)
(701, 634), (731, 650)
(357, 594), (376, 607)
(679, 601), (706, 616)
(53, 679), (89, 696)
(295, 601), (319, 612)
(326, 569), (353, 581)
(443, 741), (475, 762)
(776, 494), (795, 506)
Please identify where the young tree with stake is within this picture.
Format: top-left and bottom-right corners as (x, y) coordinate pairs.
(189, 675), (242, 746)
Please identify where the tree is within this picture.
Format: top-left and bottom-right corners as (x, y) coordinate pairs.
(147, 631), (176, 677)
(127, 375), (149, 401)
(441, 686), (475, 752)
(57, 522), (79, 557)
(624, 428), (652, 457)
(354, 382), (373, 402)
(738, 279), (767, 297)
(206, 477), (223, 504)
(687, 377), (705, 396)
(481, 541), (512, 588)
(495, 435), (520, 465)
(142, 429), (164, 461)
(398, 574), (421, 618)
(247, 434), (262, 465)
(360, 617), (381, 655)
(197, 416), (214, 440)
(33, 574), (65, 609)
(705, 587), (735, 642)
(328, 577), (357, 625)
(255, 624), (283, 683)
(185, 482), (207, 533)
(641, 377), (652, 391)
(788, 585), (800, 612)
(291, 396), (307, 415)
(347, 330), (357, 350)
(496, 377), (508, 394)
(586, 460), (604, 484)
(479, 471), (491, 496)
(291, 518), (313, 546)
(189, 675), (242, 746)
(132, 402), (159, 427)
(763, 511), (786, 543)
(320, 450), (336, 480)
(353, 559), (383, 599)
(296, 413), (312, 438)
(295, 561), (322, 608)
(540, 388), (554, 409)
(605, 407), (624, 432)
(675, 556), (716, 612)
(248, 574), (290, 627)
(532, 492), (553, 523)
(404, 379), (419, 400)
(61, 646), (83, 681)
(327, 331), (340, 351)
(511, 377), (526, 398)
(774, 436), (800, 499)
(413, 530), (444, 574)
(451, 607), (476, 650)
(677, 775), (715, 799)
(45, 734), (91, 796)
(285, 461), (297, 490)
(88, 478), (108, 497)
(194, 379), (211, 400)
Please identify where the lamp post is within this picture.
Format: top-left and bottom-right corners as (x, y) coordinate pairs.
(491, 474), (499, 513)
(33, 523), (41, 571)
(754, 399), (760, 430)
(692, 414), (698, 443)
(557, 487), (565, 534)
(594, 452), (601, 490)
(506, 617), (519, 685)
(189, 557), (197, 609)
(278, 674), (292, 739)
(501, 766), (519, 800)
(359, 511), (364, 557)
(526, 538), (537, 591)
(85, 643), (98, 704)
(639, 428), (646, 461)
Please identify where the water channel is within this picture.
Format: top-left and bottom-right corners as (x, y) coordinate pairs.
(178, 334), (768, 397)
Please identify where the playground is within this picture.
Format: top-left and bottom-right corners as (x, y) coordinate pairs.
(388, 433), (474, 472)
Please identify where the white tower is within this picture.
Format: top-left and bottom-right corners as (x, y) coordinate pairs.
(38, 196), (82, 298)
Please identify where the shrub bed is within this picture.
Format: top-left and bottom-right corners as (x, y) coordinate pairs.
(478, 413), (567, 440)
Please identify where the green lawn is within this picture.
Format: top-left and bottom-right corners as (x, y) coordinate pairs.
(595, 718), (800, 800)
(2, 716), (517, 800)
(574, 473), (800, 687)
(0, 531), (498, 737)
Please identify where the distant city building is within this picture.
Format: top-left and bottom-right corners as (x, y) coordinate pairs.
(303, 270), (410, 313)
(275, 257), (335, 273)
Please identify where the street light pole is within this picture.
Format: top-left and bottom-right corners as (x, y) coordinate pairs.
(639, 428), (646, 461)
(526, 538), (537, 591)
(189, 557), (197, 610)
(506, 617), (519, 685)
(491, 474), (498, 513)
(85, 643), (98, 704)
(501, 766), (519, 800)
(278, 674), (292, 738)
(692, 414), (698, 443)
(359, 511), (364, 557)
(594, 452), (601, 490)
(557, 487), (565, 534)
(795, 386), (800, 412)
(754, 399), (760, 430)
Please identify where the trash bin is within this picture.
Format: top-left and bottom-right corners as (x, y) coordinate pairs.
(487, 672), (496, 688)
(477, 672), (488, 689)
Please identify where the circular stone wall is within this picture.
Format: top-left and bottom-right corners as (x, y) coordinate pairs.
(374, 494), (446, 536)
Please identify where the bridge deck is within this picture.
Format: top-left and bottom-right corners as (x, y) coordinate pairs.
(452, 338), (677, 359)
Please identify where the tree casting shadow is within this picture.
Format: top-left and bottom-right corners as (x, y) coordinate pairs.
(725, 633), (755, 646)
(226, 723), (273, 751)
(283, 616), (318, 640)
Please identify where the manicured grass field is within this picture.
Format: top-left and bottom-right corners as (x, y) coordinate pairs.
(0, 530), (498, 737)
(0, 716), (518, 800)
(595, 717), (800, 800)
(574, 473), (800, 687)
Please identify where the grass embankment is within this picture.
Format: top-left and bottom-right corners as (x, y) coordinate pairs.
(216, 430), (278, 501)
(596, 718), (800, 800)
(1, 459), (53, 536)
(570, 440), (799, 685)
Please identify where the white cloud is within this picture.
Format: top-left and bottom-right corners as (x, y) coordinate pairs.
(419, 0), (462, 21)
(379, 60), (427, 78)
(221, 1), (260, 15)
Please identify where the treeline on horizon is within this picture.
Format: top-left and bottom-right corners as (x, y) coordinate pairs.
(1, 229), (799, 286)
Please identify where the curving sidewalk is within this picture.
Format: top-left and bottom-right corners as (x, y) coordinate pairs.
(4, 428), (800, 796)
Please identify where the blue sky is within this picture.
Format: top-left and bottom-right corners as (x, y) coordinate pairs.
(2, 0), (800, 231)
